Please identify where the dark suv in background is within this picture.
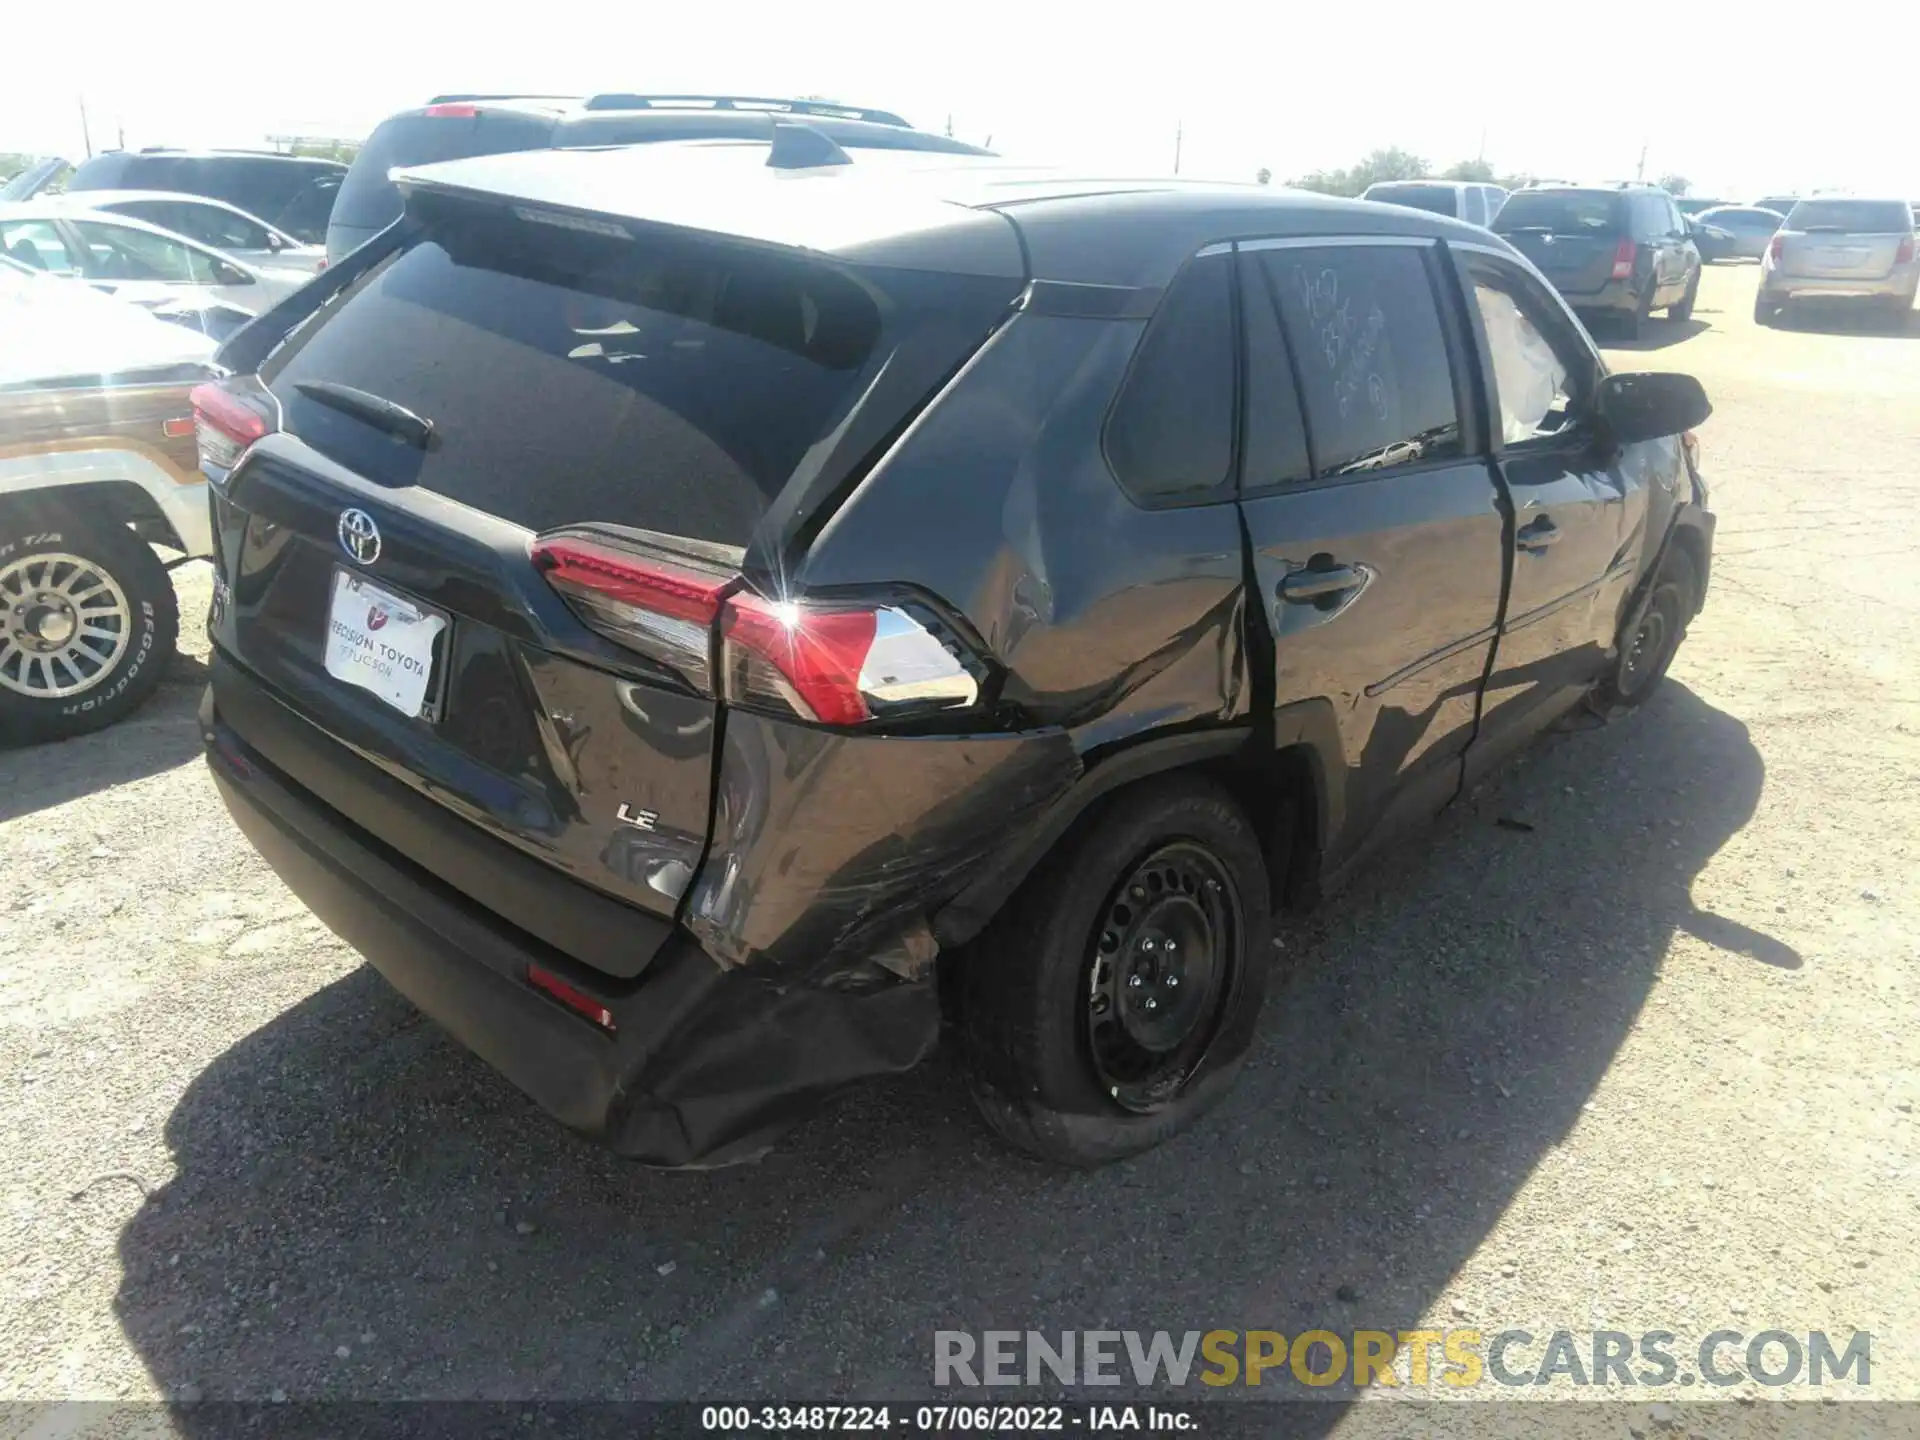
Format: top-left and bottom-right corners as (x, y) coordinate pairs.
(8, 150), (347, 245)
(1493, 184), (1701, 338)
(195, 136), (1714, 1170)
(325, 93), (991, 262)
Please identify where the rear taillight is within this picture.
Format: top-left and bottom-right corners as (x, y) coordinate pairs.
(160, 416), (194, 439)
(1610, 238), (1635, 280)
(531, 531), (984, 727)
(188, 380), (273, 474)
(1897, 237), (1915, 265)
(424, 102), (480, 118)
(1680, 430), (1701, 472)
(1768, 234), (1785, 264)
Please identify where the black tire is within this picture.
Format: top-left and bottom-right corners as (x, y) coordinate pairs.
(0, 514), (178, 745)
(957, 775), (1274, 1166)
(1668, 269), (1699, 321)
(1595, 547), (1697, 712)
(1623, 282), (1654, 341)
(1753, 295), (1778, 327)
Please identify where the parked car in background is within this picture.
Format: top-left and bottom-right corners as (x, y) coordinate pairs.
(1675, 197), (1728, 217)
(1685, 215), (1737, 264)
(58, 191), (327, 274)
(197, 137), (1714, 1170)
(1753, 196), (1801, 221)
(0, 264), (215, 742)
(1359, 179), (1508, 227)
(4, 151), (346, 245)
(326, 93), (992, 263)
(1692, 206), (1785, 260)
(1492, 183), (1701, 337)
(0, 204), (311, 314)
(1755, 196), (1918, 326)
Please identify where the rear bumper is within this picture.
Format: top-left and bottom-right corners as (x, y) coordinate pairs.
(200, 673), (941, 1168)
(1562, 277), (1640, 316)
(1760, 267), (1918, 302)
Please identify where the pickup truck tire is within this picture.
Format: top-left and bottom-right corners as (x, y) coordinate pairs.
(957, 775), (1273, 1166)
(0, 517), (178, 745)
(1596, 547), (1698, 712)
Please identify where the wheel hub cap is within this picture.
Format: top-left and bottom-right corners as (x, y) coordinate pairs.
(0, 554), (133, 700)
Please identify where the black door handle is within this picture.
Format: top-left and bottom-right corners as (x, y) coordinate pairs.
(1279, 564), (1364, 602)
(1516, 516), (1561, 553)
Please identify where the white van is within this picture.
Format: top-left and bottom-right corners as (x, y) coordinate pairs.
(1360, 179), (1509, 228)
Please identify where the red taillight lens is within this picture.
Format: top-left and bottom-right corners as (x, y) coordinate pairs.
(530, 533), (728, 691)
(161, 416), (194, 439)
(1768, 234), (1785, 263)
(424, 102), (480, 118)
(724, 596), (880, 726)
(532, 530), (984, 727)
(526, 964), (615, 1031)
(1610, 238), (1635, 280)
(189, 381), (271, 473)
(1897, 237), (1915, 265)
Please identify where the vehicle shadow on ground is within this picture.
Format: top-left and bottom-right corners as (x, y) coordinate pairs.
(0, 655), (207, 821)
(1772, 305), (1919, 339)
(1606, 318), (1709, 353)
(115, 681), (1778, 1415)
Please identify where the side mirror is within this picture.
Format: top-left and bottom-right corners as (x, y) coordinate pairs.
(1596, 372), (1711, 446)
(266, 233), (286, 251)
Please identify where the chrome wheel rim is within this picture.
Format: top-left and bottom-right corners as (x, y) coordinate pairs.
(0, 553), (133, 699)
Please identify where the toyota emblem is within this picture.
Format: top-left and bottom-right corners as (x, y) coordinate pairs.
(338, 508), (381, 566)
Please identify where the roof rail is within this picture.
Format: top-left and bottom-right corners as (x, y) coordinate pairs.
(426, 93), (579, 105)
(580, 93), (911, 127)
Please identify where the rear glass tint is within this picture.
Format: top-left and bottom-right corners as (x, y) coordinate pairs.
(1365, 184), (1458, 217)
(1493, 191), (1624, 234)
(1785, 199), (1912, 233)
(262, 210), (884, 545)
(332, 111), (555, 231)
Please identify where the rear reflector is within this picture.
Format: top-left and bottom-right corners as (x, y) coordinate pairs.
(161, 416), (194, 439)
(526, 965), (616, 1031)
(1610, 238), (1635, 280)
(424, 102), (480, 118)
(1898, 237), (1915, 265)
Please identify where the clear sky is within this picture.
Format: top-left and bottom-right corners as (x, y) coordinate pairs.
(5, 0), (1915, 200)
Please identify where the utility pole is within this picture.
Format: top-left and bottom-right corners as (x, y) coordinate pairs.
(1173, 120), (1183, 176)
(79, 95), (93, 158)
(1635, 140), (1648, 182)
(1477, 127), (1487, 164)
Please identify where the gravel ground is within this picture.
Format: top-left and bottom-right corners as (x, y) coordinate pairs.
(1, 264), (1916, 1428)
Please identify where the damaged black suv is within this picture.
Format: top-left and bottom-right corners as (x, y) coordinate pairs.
(196, 133), (1714, 1168)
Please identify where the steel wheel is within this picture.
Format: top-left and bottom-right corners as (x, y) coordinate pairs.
(1084, 841), (1241, 1113)
(0, 552), (133, 700)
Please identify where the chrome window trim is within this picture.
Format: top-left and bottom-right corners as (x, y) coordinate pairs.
(1239, 234), (1434, 252)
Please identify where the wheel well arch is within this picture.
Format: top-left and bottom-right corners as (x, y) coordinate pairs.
(0, 480), (185, 551)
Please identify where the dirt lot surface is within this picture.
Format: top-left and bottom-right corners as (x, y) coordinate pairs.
(2, 263), (1916, 1427)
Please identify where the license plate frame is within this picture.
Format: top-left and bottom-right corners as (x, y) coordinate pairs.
(323, 567), (452, 722)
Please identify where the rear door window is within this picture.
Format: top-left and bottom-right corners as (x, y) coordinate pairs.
(69, 220), (222, 283)
(1, 219), (78, 274)
(262, 208), (888, 546)
(1103, 251), (1236, 505)
(1366, 184), (1459, 218)
(1258, 243), (1462, 476)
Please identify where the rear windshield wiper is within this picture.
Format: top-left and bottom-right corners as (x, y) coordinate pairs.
(293, 380), (435, 449)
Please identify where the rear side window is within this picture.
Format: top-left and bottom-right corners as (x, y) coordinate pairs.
(1785, 199), (1913, 233)
(1494, 191), (1624, 234)
(1259, 244), (1462, 476)
(1103, 251), (1235, 505)
(123, 199), (272, 251)
(262, 211), (886, 545)
(332, 111), (555, 232)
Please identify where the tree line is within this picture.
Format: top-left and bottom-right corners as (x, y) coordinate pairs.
(1272, 146), (1689, 197)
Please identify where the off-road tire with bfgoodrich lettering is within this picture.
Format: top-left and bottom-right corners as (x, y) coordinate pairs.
(956, 776), (1274, 1166)
(0, 515), (178, 745)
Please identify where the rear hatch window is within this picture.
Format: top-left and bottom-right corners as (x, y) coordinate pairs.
(263, 199), (887, 545)
(330, 111), (556, 235)
(1784, 199), (1912, 233)
(1493, 191), (1626, 234)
